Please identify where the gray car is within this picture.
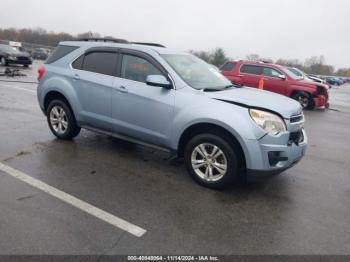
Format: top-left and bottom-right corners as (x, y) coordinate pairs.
(37, 39), (307, 188)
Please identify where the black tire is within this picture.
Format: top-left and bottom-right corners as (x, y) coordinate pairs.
(292, 91), (314, 110)
(46, 99), (81, 140)
(184, 134), (239, 189)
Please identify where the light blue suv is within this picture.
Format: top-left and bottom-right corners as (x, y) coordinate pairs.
(37, 39), (307, 188)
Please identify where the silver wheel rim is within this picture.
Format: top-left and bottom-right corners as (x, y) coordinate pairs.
(191, 143), (228, 182)
(298, 95), (309, 108)
(49, 106), (68, 134)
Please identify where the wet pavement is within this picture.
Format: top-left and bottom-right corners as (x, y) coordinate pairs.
(0, 61), (350, 255)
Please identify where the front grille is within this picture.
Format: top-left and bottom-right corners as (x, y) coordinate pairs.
(290, 114), (303, 123)
(289, 131), (304, 145)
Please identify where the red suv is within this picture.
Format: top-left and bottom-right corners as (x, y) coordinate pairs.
(220, 60), (329, 109)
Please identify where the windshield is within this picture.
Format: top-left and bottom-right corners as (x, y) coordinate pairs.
(284, 67), (304, 80)
(0, 45), (20, 54)
(162, 54), (232, 90)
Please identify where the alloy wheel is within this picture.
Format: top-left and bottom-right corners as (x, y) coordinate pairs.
(191, 143), (228, 182)
(49, 106), (68, 134)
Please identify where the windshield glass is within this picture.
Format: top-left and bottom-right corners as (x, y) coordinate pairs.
(0, 45), (20, 54)
(162, 54), (232, 90)
(284, 67), (304, 80)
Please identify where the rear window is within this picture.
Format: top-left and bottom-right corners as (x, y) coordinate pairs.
(45, 45), (78, 64)
(220, 62), (236, 71)
(82, 51), (117, 76)
(240, 64), (263, 75)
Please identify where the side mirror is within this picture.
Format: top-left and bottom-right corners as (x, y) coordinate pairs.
(146, 75), (172, 89)
(278, 74), (286, 80)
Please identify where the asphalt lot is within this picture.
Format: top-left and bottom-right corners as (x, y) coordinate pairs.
(0, 61), (350, 255)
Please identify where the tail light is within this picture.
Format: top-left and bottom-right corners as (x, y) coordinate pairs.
(37, 66), (45, 81)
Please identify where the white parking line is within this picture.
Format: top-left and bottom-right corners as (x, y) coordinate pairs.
(0, 162), (147, 237)
(0, 84), (36, 94)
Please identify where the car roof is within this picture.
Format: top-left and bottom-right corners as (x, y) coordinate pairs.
(60, 41), (187, 55)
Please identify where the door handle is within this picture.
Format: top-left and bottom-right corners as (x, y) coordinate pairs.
(72, 74), (80, 80)
(117, 85), (128, 93)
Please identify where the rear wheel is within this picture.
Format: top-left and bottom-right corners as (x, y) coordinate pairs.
(292, 91), (314, 110)
(47, 99), (80, 140)
(184, 134), (239, 189)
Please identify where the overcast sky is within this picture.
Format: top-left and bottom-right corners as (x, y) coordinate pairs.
(1, 0), (349, 68)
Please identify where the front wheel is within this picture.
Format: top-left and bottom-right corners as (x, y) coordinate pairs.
(292, 91), (314, 110)
(47, 99), (81, 140)
(184, 134), (239, 189)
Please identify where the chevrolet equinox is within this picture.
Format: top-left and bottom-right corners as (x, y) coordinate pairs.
(37, 39), (307, 188)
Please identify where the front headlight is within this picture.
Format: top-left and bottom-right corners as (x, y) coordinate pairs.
(8, 56), (17, 60)
(249, 109), (286, 135)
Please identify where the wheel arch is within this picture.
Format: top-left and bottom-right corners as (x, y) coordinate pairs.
(177, 123), (246, 169)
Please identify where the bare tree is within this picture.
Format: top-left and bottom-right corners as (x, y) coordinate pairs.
(246, 54), (260, 61)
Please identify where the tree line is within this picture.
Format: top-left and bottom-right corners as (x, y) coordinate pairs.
(0, 27), (349, 77)
(0, 27), (103, 47)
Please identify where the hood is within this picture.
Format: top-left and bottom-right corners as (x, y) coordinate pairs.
(205, 87), (302, 118)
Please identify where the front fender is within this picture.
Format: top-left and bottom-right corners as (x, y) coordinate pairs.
(171, 94), (266, 151)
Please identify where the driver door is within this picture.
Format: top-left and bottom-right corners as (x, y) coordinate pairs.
(262, 67), (288, 95)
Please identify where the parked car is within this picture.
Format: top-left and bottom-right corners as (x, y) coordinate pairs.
(0, 44), (32, 67)
(220, 60), (329, 109)
(37, 39), (307, 188)
(286, 68), (331, 89)
(325, 76), (342, 86)
(32, 48), (48, 60)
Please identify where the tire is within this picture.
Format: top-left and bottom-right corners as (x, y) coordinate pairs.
(184, 133), (239, 189)
(46, 99), (81, 140)
(292, 91), (314, 110)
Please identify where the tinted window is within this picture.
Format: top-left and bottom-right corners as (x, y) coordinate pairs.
(220, 62), (236, 71)
(121, 54), (162, 83)
(263, 67), (283, 78)
(72, 55), (84, 69)
(82, 52), (117, 76)
(240, 65), (263, 75)
(45, 45), (78, 64)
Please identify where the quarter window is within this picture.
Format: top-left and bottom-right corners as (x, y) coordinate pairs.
(72, 55), (84, 70)
(240, 65), (263, 75)
(82, 52), (117, 76)
(121, 54), (162, 83)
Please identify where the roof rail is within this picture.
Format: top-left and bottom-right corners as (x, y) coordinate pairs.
(132, 42), (166, 48)
(77, 38), (129, 43)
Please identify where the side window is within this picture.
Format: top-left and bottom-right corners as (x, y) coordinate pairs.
(72, 55), (84, 70)
(121, 54), (163, 83)
(82, 51), (117, 76)
(263, 67), (283, 78)
(220, 62), (236, 72)
(240, 65), (263, 75)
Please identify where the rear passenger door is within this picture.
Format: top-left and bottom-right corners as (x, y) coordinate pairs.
(111, 50), (175, 147)
(239, 64), (263, 88)
(71, 49), (118, 131)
